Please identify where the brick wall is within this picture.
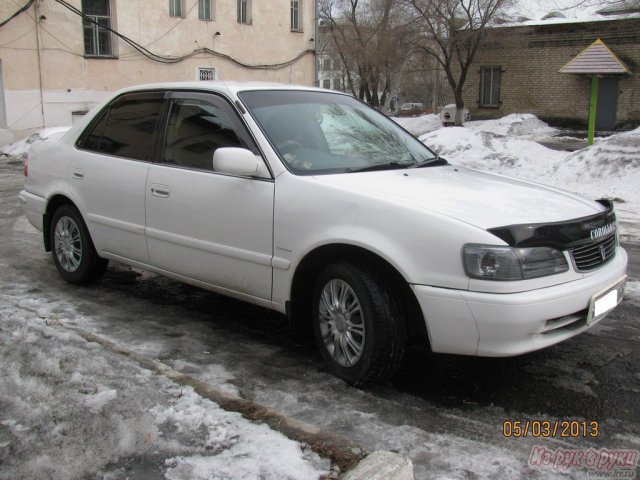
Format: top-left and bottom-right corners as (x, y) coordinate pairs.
(460, 18), (640, 128)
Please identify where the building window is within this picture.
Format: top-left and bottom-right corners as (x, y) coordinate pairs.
(198, 0), (212, 20)
(322, 58), (331, 70)
(237, 0), (251, 24)
(290, 0), (301, 31)
(82, 0), (113, 57)
(322, 79), (331, 89)
(198, 67), (216, 81)
(479, 66), (501, 108)
(169, 0), (183, 17)
(334, 78), (342, 91)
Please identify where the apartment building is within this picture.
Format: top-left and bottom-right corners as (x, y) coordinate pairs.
(0, 0), (316, 137)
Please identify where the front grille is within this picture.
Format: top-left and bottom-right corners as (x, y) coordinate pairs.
(569, 233), (617, 272)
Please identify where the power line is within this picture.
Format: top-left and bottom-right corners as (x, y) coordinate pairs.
(0, 24), (35, 47)
(0, 0), (35, 28)
(53, 0), (313, 69)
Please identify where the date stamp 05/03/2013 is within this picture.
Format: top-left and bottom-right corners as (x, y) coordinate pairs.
(502, 419), (600, 438)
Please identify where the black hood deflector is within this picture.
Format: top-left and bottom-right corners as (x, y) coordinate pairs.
(488, 199), (616, 249)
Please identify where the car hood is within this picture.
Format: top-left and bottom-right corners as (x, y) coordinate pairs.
(313, 165), (604, 230)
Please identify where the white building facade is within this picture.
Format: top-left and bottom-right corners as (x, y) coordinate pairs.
(0, 0), (316, 138)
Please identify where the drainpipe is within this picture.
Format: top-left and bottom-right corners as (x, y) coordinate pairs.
(314, 0), (319, 87)
(587, 75), (598, 146)
(34, 0), (46, 129)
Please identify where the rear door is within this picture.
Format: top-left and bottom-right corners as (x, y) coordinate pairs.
(145, 91), (274, 300)
(72, 91), (166, 263)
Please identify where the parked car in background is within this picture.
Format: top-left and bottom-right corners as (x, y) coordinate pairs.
(400, 102), (424, 113)
(20, 82), (627, 386)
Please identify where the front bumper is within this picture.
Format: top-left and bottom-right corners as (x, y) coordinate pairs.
(412, 247), (628, 356)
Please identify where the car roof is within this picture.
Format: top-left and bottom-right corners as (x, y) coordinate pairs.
(115, 81), (345, 97)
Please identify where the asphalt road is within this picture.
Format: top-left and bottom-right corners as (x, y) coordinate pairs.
(1, 158), (639, 479)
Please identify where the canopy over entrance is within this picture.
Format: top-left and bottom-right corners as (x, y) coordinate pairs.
(560, 39), (631, 75)
(560, 39), (632, 144)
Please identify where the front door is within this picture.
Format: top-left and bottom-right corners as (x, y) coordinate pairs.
(145, 91), (274, 300)
(596, 77), (619, 131)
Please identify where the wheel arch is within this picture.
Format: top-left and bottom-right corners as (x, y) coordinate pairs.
(43, 194), (77, 252)
(288, 243), (430, 348)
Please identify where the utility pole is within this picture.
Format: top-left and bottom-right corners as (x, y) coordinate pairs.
(34, 0), (46, 128)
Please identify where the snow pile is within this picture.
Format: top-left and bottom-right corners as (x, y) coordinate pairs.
(392, 114), (441, 136)
(414, 116), (640, 238)
(553, 126), (640, 197)
(465, 113), (559, 138)
(154, 385), (327, 480)
(0, 126), (70, 158)
(419, 126), (567, 177)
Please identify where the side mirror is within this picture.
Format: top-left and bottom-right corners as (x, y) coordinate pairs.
(212, 147), (261, 176)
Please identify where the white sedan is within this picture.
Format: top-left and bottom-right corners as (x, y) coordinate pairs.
(20, 82), (627, 385)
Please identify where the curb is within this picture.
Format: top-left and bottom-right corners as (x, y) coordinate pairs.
(342, 451), (414, 480)
(10, 298), (414, 478)
(59, 322), (366, 473)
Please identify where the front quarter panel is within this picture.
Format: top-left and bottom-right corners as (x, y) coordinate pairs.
(270, 171), (504, 309)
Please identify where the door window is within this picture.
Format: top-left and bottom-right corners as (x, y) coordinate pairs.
(162, 95), (256, 171)
(77, 92), (165, 161)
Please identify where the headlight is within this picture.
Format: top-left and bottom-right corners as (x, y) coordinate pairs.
(463, 244), (569, 281)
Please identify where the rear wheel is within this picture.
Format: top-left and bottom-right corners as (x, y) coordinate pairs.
(50, 204), (108, 284)
(312, 262), (406, 386)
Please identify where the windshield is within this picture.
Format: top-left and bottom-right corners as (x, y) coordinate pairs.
(238, 90), (439, 175)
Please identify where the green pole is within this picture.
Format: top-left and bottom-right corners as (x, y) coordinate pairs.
(587, 75), (598, 146)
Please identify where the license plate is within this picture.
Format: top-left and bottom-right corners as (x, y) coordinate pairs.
(587, 276), (626, 324)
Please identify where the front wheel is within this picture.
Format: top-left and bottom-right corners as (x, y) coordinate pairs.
(312, 262), (406, 386)
(50, 204), (108, 284)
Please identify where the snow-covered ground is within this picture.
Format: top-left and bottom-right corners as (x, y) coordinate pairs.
(0, 295), (329, 479)
(394, 113), (640, 244)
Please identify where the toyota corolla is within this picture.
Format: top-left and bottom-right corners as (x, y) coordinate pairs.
(20, 82), (628, 385)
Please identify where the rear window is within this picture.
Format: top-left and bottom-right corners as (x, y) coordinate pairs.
(77, 92), (165, 161)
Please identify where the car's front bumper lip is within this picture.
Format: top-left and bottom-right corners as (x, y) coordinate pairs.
(412, 247), (628, 356)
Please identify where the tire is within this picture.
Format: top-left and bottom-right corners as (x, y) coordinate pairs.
(312, 262), (406, 386)
(50, 204), (108, 284)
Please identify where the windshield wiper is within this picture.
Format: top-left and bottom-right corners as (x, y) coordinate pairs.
(346, 161), (409, 173)
(408, 156), (449, 168)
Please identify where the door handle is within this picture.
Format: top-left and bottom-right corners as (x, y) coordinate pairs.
(150, 184), (171, 198)
(71, 168), (84, 179)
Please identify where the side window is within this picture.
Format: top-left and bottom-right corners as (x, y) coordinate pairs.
(80, 110), (108, 151)
(77, 92), (165, 161)
(162, 95), (256, 171)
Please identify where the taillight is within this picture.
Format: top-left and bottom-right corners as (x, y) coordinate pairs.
(24, 156), (28, 177)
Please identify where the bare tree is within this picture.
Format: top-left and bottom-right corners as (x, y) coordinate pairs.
(407, 0), (513, 124)
(319, 0), (416, 108)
